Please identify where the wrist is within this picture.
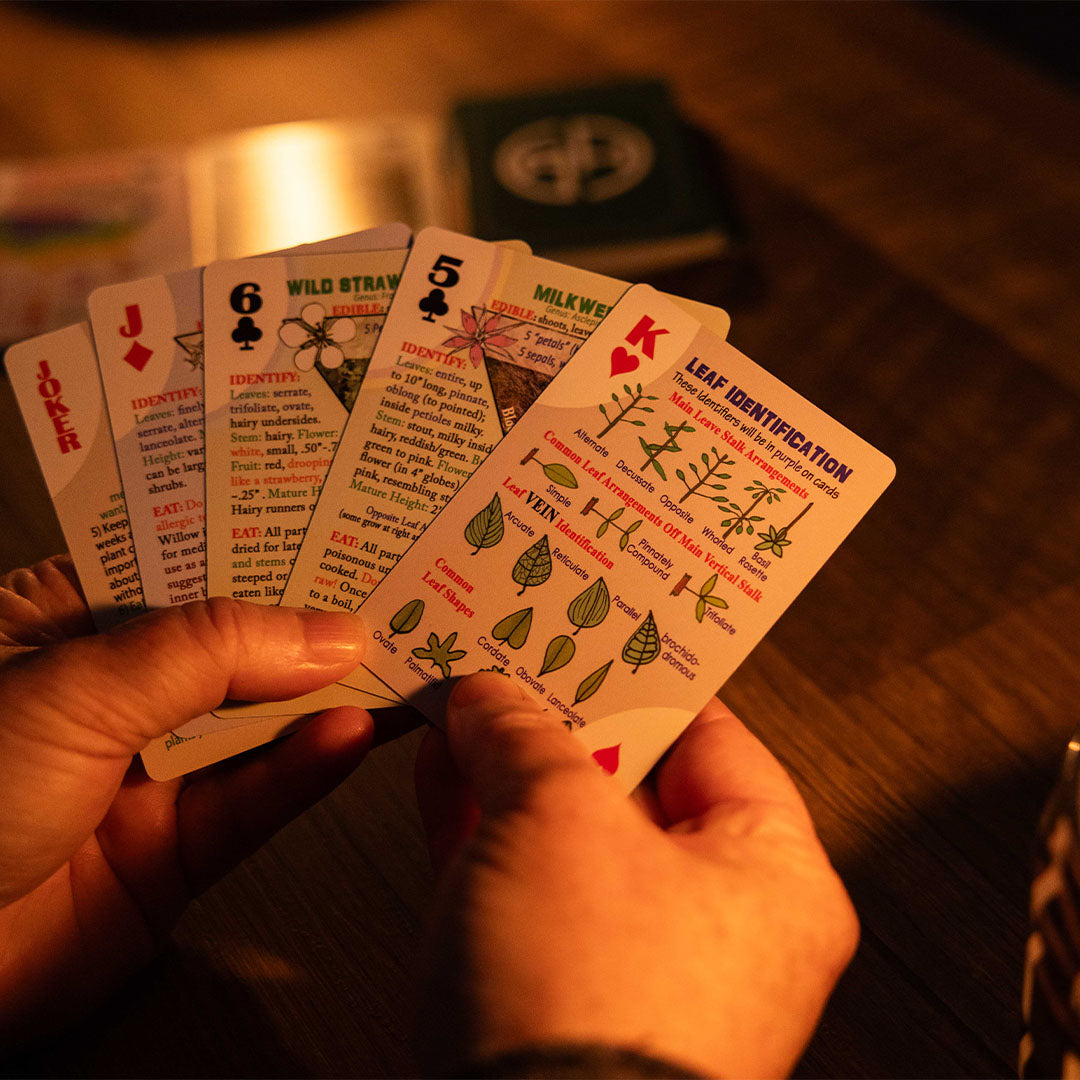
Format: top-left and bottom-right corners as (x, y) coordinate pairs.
(440, 1041), (707, 1079)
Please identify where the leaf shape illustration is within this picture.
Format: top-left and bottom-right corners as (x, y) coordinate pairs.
(539, 634), (576, 675)
(464, 493), (505, 554)
(512, 535), (552, 595)
(754, 525), (792, 557)
(411, 632), (467, 679)
(622, 611), (661, 673)
(542, 462), (578, 488)
(702, 594), (728, 609)
(695, 596), (706, 623)
(574, 660), (613, 705)
(701, 573), (718, 598)
(389, 598), (424, 637)
(596, 520), (609, 538)
(567, 577), (610, 633)
(491, 607), (533, 649)
(619, 531), (630, 551)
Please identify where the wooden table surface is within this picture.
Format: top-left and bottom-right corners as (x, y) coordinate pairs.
(1, 3), (1078, 1076)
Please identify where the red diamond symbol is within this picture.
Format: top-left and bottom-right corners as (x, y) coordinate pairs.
(123, 340), (153, 372)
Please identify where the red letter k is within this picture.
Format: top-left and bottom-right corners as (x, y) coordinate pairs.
(625, 315), (669, 360)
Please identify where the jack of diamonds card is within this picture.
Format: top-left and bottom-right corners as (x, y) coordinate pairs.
(355, 285), (895, 791)
(89, 268), (208, 609)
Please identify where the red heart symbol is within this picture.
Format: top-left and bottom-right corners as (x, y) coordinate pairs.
(592, 743), (621, 775)
(610, 346), (639, 377)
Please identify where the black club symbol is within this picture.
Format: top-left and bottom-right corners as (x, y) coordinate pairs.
(418, 288), (449, 323)
(232, 316), (263, 351)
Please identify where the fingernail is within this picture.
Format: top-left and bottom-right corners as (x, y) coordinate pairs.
(297, 609), (366, 664)
(450, 669), (530, 711)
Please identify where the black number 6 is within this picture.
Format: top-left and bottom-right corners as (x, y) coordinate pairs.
(230, 282), (263, 314)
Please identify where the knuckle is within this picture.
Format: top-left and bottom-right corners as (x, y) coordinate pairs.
(180, 595), (240, 645)
(168, 597), (244, 680)
(196, 594), (245, 633)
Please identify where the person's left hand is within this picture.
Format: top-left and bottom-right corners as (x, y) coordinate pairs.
(0, 555), (375, 1046)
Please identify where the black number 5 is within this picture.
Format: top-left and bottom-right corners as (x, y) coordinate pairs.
(428, 254), (463, 289)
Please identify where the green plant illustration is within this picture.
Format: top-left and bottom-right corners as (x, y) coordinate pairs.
(519, 447), (578, 488)
(596, 382), (658, 438)
(512, 534), (552, 595)
(622, 611), (661, 673)
(581, 497), (641, 551)
(491, 607), (534, 649)
(574, 659), (613, 705)
(671, 573), (729, 623)
(411, 631), (467, 678)
(464, 492), (505, 554)
(567, 576), (610, 634)
(388, 597), (425, 637)
(721, 480), (786, 539)
(676, 449), (735, 505)
(638, 420), (695, 482)
(539, 635), (576, 675)
(753, 502), (813, 558)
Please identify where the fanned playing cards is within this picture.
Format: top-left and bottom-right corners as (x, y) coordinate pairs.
(7, 222), (892, 788)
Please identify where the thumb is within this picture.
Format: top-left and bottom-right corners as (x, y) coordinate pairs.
(3, 597), (365, 751)
(0, 598), (365, 905)
(444, 671), (607, 817)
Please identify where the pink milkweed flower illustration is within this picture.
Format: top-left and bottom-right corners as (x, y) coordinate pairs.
(442, 305), (522, 368)
(278, 303), (357, 371)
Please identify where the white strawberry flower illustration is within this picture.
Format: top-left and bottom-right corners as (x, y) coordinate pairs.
(278, 303), (357, 371)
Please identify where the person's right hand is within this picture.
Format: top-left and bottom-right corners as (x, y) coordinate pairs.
(414, 672), (858, 1078)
